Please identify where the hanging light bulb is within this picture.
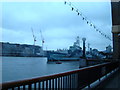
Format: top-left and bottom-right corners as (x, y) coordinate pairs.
(87, 21), (89, 24)
(82, 17), (85, 20)
(72, 7), (74, 11)
(96, 29), (98, 31)
(90, 23), (92, 26)
(76, 9), (78, 12)
(64, 1), (67, 4)
(64, 1), (112, 41)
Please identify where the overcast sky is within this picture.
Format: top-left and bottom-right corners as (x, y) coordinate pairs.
(1, 0), (113, 51)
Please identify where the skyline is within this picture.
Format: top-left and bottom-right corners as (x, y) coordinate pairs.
(1, 1), (112, 51)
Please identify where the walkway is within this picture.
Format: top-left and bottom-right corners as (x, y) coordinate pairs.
(94, 68), (120, 89)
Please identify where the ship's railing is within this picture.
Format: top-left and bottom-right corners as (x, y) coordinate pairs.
(0, 61), (119, 90)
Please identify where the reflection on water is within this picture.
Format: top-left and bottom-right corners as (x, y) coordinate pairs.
(2, 57), (79, 83)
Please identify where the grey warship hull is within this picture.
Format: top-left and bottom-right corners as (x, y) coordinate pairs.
(47, 51), (80, 61)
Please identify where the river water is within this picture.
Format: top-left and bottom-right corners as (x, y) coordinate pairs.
(2, 57), (79, 83)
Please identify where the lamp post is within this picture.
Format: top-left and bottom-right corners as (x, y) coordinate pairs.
(82, 38), (86, 59)
(79, 37), (86, 68)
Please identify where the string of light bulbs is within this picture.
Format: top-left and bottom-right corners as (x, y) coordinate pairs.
(64, 1), (112, 41)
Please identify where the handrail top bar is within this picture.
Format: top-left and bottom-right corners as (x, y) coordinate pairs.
(0, 62), (113, 87)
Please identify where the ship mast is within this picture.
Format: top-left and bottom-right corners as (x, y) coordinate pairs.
(76, 36), (80, 47)
(88, 43), (90, 52)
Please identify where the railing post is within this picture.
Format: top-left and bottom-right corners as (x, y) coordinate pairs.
(23, 85), (25, 90)
(46, 80), (48, 90)
(12, 87), (14, 90)
(42, 81), (44, 90)
(34, 83), (36, 90)
(55, 78), (57, 89)
(18, 86), (20, 90)
(52, 79), (54, 89)
(58, 78), (60, 90)
(88, 84), (91, 89)
(38, 82), (41, 90)
(61, 77), (63, 89)
(28, 84), (32, 90)
(70, 74), (71, 89)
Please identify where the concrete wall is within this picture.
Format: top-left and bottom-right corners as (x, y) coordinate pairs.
(111, 1), (120, 60)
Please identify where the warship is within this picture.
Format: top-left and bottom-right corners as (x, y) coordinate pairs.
(47, 36), (83, 62)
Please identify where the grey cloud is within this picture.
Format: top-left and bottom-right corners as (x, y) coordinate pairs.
(2, 2), (112, 50)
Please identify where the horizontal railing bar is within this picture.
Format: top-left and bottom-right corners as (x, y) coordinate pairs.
(1, 62), (119, 89)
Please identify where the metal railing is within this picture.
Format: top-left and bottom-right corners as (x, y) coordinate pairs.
(1, 61), (119, 90)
